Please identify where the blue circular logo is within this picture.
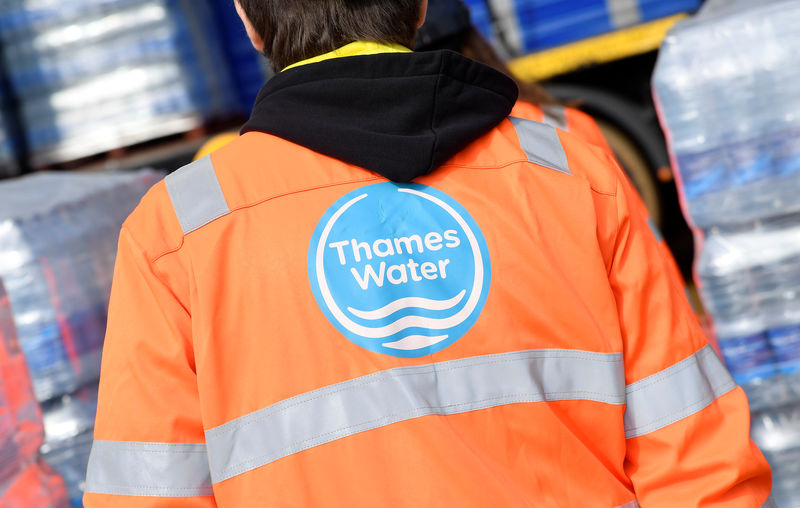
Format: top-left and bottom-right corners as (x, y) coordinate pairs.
(308, 183), (492, 358)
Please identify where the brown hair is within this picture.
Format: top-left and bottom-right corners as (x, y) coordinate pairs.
(459, 27), (558, 107)
(236, 0), (422, 71)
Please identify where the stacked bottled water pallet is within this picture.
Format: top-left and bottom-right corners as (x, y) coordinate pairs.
(0, 169), (160, 505)
(654, 0), (800, 230)
(0, 0), (236, 167)
(1, 279), (69, 507)
(698, 221), (800, 410)
(654, 1), (800, 506)
(487, 0), (701, 54)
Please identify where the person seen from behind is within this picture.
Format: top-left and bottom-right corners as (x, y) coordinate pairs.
(85, 0), (773, 506)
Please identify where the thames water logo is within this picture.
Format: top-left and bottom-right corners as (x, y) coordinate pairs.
(308, 183), (491, 358)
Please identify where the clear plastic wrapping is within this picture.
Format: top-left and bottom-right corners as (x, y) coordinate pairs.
(40, 385), (97, 506)
(1, 279), (68, 507)
(653, 0), (800, 228)
(0, 169), (160, 505)
(697, 219), (800, 411)
(0, 0), (236, 166)
(654, 3), (800, 505)
(0, 169), (161, 401)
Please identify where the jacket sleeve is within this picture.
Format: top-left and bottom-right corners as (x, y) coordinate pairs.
(84, 227), (216, 508)
(613, 156), (688, 289)
(606, 164), (774, 507)
(569, 108), (688, 288)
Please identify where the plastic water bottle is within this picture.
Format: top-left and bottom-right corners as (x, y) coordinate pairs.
(40, 384), (98, 507)
(52, 205), (105, 387)
(759, 10), (800, 181)
(0, 217), (77, 402)
(697, 229), (783, 410)
(0, 279), (44, 461)
(698, 218), (800, 411)
(759, 240), (800, 402)
(654, 30), (728, 228)
(751, 404), (800, 508)
(715, 17), (774, 188)
(1, 278), (69, 506)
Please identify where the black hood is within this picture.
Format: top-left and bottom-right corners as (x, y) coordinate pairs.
(242, 50), (518, 182)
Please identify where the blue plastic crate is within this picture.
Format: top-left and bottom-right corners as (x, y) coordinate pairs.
(493, 0), (702, 53)
(208, 0), (269, 115)
(462, 0), (495, 41)
(640, 0), (704, 21)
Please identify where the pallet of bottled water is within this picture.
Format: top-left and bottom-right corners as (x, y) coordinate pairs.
(654, 2), (800, 505)
(0, 169), (160, 402)
(0, 0), (236, 167)
(653, 0), (800, 229)
(699, 220), (800, 507)
(699, 219), (800, 408)
(1, 279), (69, 507)
(0, 169), (159, 505)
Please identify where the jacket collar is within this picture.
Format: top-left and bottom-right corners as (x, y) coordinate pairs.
(282, 41), (411, 72)
(242, 49), (518, 182)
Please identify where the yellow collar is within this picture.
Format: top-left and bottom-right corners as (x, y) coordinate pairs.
(282, 41), (412, 72)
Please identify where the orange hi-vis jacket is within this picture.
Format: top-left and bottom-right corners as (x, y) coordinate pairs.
(85, 49), (772, 507)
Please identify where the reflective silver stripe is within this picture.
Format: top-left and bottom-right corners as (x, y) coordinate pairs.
(509, 117), (572, 175)
(542, 105), (568, 131)
(606, 0), (642, 28)
(762, 494), (778, 508)
(614, 501), (640, 508)
(85, 441), (213, 497)
(165, 155), (230, 235)
(647, 217), (664, 242)
(624, 345), (736, 439)
(206, 349), (625, 483)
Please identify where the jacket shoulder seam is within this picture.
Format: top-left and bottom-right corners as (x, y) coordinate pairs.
(440, 160), (619, 195)
(591, 186), (617, 197)
(151, 175), (382, 264)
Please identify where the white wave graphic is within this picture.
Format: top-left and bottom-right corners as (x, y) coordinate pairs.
(383, 335), (449, 350)
(315, 188), (486, 340)
(347, 290), (466, 320)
